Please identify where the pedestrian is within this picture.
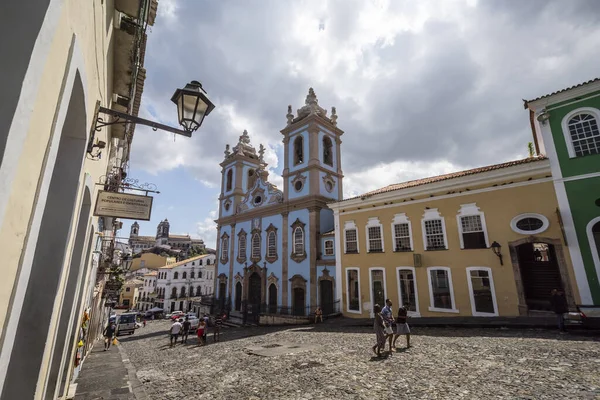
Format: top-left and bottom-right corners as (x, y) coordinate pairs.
(392, 303), (411, 349)
(169, 318), (183, 347)
(213, 312), (223, 342)
(196, 320), (206, 346)
(314, 307), (323, 323)
(103, 321), (117, 351)
(203, 314), (209, 343)
(372, 304), (386, 358)
(181, 316), (191, 344)
(381, 299), (395, 353)
(550, 289), (569, 333)
(143, 320), (146, 328)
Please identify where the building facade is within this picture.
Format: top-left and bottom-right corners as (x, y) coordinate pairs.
(156, 254), (216, 314)
(129, 219), (206, 257)
(524, 79), (600, 304)
(119, 278), (144, 309)
(130, 252), (176, 276)
(215, 89), (342, 317)
(137, 271), (158, 311)
(0, 0), (158, 399)
(328, 157), (581, 318)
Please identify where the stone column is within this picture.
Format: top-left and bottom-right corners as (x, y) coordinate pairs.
(308, 207), (320, 310)
(281, 212), (289, 308)
(228, 223), (236, 297)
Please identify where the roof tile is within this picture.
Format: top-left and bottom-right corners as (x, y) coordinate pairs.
(526, 78), (600, 104)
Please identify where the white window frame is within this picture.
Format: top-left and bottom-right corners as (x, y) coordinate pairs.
(324, 239), (334, 256)
(465, 266), (498, 316)
(368, 267), (387, 318)
(365, 217), (384, 253)
(426, 266), (458, 313)
(221, 236), (229, 260)
(395, 266), (420, 317)
(345, 267), (362, 314)
(510, 213), (549, 235)
(343, 220), (360, 254)
(251, 233), (261, 259)
(421, 209), (448, 251)
(267, 231), (277, 258)
(293, 227), (304, 255)
(561, 107), (600, 158)
(238, 234), (246, 260)
(391, 213), (413, 252)
(586, 216), (600, 280)
(456, 203), (490, 249)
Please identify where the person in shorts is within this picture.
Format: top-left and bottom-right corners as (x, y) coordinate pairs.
(103, 322), (116, 351)
(181, 316), (191, 344)
(392, 304), (411, 349)
(169, 318), (183, 347)
(213, 312), (223, 342)
(196, 320), (206, 346)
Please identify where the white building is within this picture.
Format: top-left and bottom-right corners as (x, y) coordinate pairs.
(156, 254), (216, 313)
(138, 271), (158, 311)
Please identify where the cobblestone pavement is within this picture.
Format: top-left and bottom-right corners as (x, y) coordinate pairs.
(118, 320), (600, 400)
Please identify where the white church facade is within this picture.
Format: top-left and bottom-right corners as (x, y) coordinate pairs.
(215, 89), (342, 317)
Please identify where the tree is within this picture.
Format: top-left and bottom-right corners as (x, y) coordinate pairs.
(528, 142), (535, 158)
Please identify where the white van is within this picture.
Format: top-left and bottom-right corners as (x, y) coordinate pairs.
(116, 312), (137, 336)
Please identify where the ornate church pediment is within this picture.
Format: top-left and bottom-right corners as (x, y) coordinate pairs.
(238, 172), (283, 213)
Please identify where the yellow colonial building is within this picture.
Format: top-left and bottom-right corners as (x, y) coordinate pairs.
(130, 252), (176, 275)
(328, 157), (580, 319)
(119, 278), (144, 309)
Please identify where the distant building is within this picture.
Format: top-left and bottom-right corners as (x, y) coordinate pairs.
(119, 278), (144, 310)
(155, 254), (217, 314)
(129, 219), (206, 258)
(129, 252), (177, 277)
(137, 271), (158, 312)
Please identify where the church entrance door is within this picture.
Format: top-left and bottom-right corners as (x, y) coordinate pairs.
(293, 288), (305, 316)
(248, 273), (262, 308)
(235, 282), (242, 311)
(268, 284), (277, 314)
(320, 280), (334, 315)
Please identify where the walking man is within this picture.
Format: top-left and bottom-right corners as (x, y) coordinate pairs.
(103, 321), (117, 351)
(550, 289), (569, 333)
(381, 299), (395, 353)
(213, 312), (223, 342)
(169, 318), (183, 347)
(181, 316), (191, 344)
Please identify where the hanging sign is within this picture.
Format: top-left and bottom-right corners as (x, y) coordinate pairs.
(93, 191), (153, 221)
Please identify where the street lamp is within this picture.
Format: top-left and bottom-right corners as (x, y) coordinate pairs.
(88, 81), (215, 156)
(491, 241), (503, 265)
(171, 81), (215, 133)
(121, 254), (134, 272)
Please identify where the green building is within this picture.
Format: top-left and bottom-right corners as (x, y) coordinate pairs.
(525, 78), (600, 304)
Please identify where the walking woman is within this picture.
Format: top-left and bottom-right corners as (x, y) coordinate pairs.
(372, 304), (386, 357)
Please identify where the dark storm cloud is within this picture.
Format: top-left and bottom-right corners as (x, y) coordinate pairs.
(131, 0), (600, 190)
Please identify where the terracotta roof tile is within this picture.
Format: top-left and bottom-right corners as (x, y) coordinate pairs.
(525, 78), (600, 104)
(339, 156), (548, 203)
(159, 254), (211, 270)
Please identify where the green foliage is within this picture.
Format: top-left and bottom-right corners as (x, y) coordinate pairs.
(528, 142), (535, 157)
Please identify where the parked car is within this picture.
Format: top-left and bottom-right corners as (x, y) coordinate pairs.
(187, 316), (199, 331)
(578, 305), (600, 329)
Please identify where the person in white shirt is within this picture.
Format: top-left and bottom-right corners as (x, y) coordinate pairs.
(169, 319), (183, 347)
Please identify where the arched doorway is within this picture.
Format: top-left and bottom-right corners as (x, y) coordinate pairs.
(293, 288), (305, 316)
(248, 273), (262, 308)
(2, 72), (88, 400)
(235, 282), (242, 311)
(268, 284), (277, 314)
(516, 242), (563, 311)
(320, 280), (334, 315)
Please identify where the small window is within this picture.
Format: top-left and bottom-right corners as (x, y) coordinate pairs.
(125, 287), (131, 292)
(294, 136), (304, 165)
(254, 195), (262, 205)
(510, 213), (549, 235)
(422, 209), (447, 251)
(182, 272), (187, 279)
(174, 272), (179, 279)
(427, 267), (457, 313)
(293, 227), (304, 255)
(392, 214), (412, 252)
(323, 136), (333, 166)
(324, 240), (334, 256)
(220, 235), (229, 262)
(226, 169), (233, 191)
(460, 215), (487, 249)
(294, 180), (303, 191)
(252, 233), (261, 259)
(267, 231), (277, 258)
(367, 226), (383, 252)
(345, 229), (358, 253)
(567, 113), (600, 157)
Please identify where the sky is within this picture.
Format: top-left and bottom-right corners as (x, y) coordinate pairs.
(123, 0), (600, 249)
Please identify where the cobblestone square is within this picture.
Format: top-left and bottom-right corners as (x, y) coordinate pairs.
(119, 320), (600, 400)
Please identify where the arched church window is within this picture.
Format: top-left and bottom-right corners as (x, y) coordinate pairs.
(226, 169), (233, 191)
(174, 272), (179, 279)
(182, 272), (187, 279)
(267, 231), (277, 258)
(294, 136), (304, 165)
(251, 233), (261, 260)
(293, 227), (304, 255)
(567, 113), (600, 157)
(323, 136), (333, 166)
(247, 169), (257, 190)
(238, 232), (247, 262)
(221, 236), (229, 263)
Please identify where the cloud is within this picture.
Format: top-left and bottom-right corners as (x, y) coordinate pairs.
(131, 0), (600, 224)
(196, 209), (218, 249)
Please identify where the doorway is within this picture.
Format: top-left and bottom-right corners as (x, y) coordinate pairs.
(370, 269), (385, 311)
(516, 242), (563, 311)
(319, 280), (334, 315)
(268, 284), (277, 314)
(248, 273), (262, 308)
(235, 282), (242, 311)
(293, 288), (305, 316)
